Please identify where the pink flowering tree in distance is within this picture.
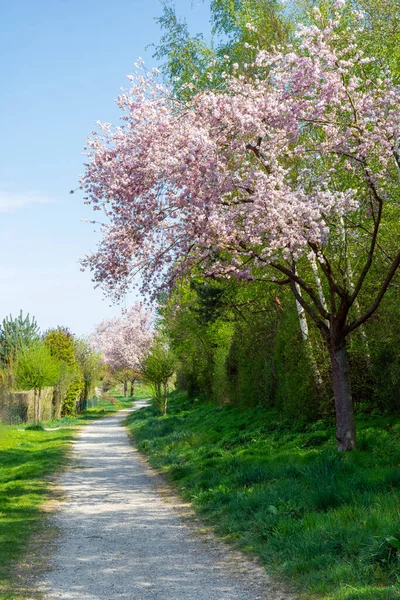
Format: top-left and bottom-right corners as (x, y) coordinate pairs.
(82, 4), (400, 450)
(92, 303), (153, 396)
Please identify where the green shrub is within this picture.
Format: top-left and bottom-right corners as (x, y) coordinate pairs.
(62, 377), (83, 416)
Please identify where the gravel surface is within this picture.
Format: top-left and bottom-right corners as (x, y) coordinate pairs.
(39, 402), (293, 600)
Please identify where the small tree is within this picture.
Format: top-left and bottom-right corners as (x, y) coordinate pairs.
(142, 343), (175, 415)
(61, 377), (83, 417)
(73, 337), (103, 404)
(15, 343), (61, 423)
(44, 327), (77, 418)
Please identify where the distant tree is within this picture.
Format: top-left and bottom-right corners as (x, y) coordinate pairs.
(15, 342), (61, 423)
(44, 327), (75, 366)
(0, 311), (40, 366)
(142, 341), (175, 415)
(92, 303), (153, 397)
(44, 327), (78, 417)
(73, 337), (103, 403)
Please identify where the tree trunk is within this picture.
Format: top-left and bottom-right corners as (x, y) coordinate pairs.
(53, 384), (62, 420)
(130, 380), (135, 397)
(329, 340), (356, 451)
(123, 380), (127, 397)
(163, 382), (168, 416)
(38, 388), (42, 422)
(156, 382), (162, 413)
(34, 389), (38, 424)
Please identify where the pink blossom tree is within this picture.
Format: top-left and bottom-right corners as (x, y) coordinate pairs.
(82, 6), (400, 450)
(91, 303), (153, 396)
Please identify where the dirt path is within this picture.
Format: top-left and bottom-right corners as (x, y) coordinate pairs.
(38, 402), (293, 600)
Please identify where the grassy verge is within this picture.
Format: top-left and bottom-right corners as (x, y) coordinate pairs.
(0, 393), (134, 599)
(125, 391), (400, 600)
(129, 382), (153, 400)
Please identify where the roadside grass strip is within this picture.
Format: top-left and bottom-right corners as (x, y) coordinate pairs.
(125, 392), (400, 600)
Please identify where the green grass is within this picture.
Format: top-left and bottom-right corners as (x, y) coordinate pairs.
(125, 392), (400, 600)
(0, 392), (134, 599)
(129, 382), (153, 400)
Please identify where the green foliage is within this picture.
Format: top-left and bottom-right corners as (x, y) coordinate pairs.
(142, 341), (175, 415)
(15, 342), (61, 424)
(210, 0), (292, 59)
(226, 311), (277, 408)
(273, 304), (325, 421)
(0, 311), (40, 367)
(44, 327), (75, 366)
(154, 0), (291, 100)
(211, 319), (234, 404)
(44, 327), (78, 419)
(126, 394), (400, 599)
(73, 337), (103, 402)
(154, 2), (215, 99)
(62, 377), (83, 417)
(15, 343), (60, 394)
(44, 330), (102, 415)
(115, 367), (138, 398)
(160, 278), (331, 421)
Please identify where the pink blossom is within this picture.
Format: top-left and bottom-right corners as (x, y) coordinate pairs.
(81, 10), (400, 301)
(91, 303), (153, 372)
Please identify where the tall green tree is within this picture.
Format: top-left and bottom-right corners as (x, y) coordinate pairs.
(73, 337), (103, 404)
(44, 327), (77, 418)
(15, 342), (61, 423)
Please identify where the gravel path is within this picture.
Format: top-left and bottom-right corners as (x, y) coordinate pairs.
(39, 402), (292, 600)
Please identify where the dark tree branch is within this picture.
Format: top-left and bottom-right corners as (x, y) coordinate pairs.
(270, 261), (331, 321)
(345, 250), (400, 335)
(308, 242), (347, 301)
(344, 218), (394, 262)
(245, 139), (272, 174)
(349, 173), (384, 307)
(252, 277), (291, 286)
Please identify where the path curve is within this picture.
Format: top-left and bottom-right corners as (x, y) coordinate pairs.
(39, 402), (291, 600)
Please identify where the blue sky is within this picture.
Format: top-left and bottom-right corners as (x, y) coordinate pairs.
(0, 0), (211, 335)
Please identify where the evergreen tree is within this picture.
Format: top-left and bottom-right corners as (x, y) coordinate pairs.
(0, 311), (40, 366)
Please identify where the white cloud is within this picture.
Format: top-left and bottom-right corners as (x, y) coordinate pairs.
(0, 189), (53, 212)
